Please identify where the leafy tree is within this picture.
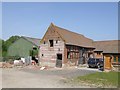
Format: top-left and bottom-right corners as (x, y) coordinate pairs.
(4, 36), (20, 50)
(0, 39), (2, 50)
(0, 39), (2, 57)
(2, 35), (20, 57)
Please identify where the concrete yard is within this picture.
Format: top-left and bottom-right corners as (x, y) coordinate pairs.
(2, 67), (98, 88)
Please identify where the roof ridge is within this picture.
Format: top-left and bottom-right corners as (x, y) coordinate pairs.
(21, 36), (40, 46)
(94, 40), (120, 42)
(21, 36), (41, 40)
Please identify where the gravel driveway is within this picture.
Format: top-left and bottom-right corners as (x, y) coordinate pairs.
(2, 67), (97, 88)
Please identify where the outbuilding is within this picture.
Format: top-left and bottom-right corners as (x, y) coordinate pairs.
(39, 23), (95, 68)
(8, 36), (40, 58)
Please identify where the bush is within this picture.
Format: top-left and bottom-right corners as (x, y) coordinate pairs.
(2, 56), (21, 62)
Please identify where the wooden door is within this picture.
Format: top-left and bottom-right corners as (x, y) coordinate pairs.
(105, 56), (112, 69)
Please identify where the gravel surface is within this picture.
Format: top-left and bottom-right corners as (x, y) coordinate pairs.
(2, 67), (97, 88)
(21, 67), (97, 78)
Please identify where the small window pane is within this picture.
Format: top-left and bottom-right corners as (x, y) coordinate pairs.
(118, 56), (120, 62)
(114, 56), (116, 62)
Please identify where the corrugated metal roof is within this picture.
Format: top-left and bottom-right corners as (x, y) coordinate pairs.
(22, 36), (41, 46)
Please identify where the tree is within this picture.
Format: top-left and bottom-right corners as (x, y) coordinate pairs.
(2, 35), (20, 57)
(0, 39), (3, 57)
(4, 36), (20, 50)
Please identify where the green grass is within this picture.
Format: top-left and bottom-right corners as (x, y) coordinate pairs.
(74, 71), (120, 87)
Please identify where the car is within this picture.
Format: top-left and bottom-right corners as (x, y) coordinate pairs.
(97, 59), (104, 71)
(87, 58), (103, 68)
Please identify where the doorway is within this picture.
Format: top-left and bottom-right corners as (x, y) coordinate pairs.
(56, 54), (62, 68)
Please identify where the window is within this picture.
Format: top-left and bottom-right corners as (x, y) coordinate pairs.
(97, 52), (101, 55)
(70, 52), (73, 59)
(57, 54), (62, 60)
(114, 56), (117, 62)
(49, 40), (53, 47)
(72, 53), (74, 59)
(76, 53), (78, 59)
(56, 40), (58, 44)
(44, 41), (45, 44)
(70, 46), (73, 51)
(118, 56), (120, 62)
(33, 47), (37, 50)
(58, 48), (60, 51)
(67, 52), (70, 59)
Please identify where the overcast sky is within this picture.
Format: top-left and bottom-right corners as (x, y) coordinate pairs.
(2, 2), (118, 41)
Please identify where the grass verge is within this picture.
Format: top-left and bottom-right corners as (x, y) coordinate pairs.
(73, 71), (119, 88)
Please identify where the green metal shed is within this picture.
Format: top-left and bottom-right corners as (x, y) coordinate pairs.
(7, 36), (40, 58)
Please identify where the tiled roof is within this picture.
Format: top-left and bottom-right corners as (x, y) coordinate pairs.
(51, 23), (94, 48)
(41, 23), (119, 54)
(93, 40), (120, 53)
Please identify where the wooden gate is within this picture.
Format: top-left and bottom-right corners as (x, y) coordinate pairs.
(105, 56), (112, 69)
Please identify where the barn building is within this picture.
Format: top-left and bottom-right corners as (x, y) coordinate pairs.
(39, 23), (95, 68)
(39, 23), (120, 71)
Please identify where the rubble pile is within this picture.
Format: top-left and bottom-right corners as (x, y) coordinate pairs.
(0, 62), (13, 68)
(40, 66), (54, 70)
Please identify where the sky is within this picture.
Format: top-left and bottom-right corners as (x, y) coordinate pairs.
(0, 2), (2, 39)
(2, 2), (118, 41)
